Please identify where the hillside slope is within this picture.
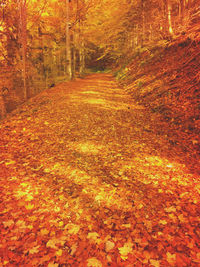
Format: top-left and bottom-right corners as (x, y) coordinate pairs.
(116, 25), (200, 174)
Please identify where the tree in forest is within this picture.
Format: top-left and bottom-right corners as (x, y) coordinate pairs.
(18, 0), (28, 100)
(66, 0), (72, 79)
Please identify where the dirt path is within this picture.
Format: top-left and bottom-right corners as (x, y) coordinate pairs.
(0, 74), (199, 266)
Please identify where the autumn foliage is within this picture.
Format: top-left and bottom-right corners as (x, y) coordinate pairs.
(0, 0), (200, 266)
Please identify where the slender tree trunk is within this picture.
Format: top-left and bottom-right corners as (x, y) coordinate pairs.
(38, 26), (46, 91)
(73, 47), (76, 79)
(140, 0), (145, 47)
(18, 0), (27, 100)
(72, 31), (76, 79)
(179, 0), (185, 25)
(162, 0), (173, 38)
(66, 0), (72, 80)
(79, 41), (85, 75)
(167, 2), (173, 35)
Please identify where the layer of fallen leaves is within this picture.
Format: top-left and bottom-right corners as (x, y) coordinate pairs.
(0, 74), (200, 266)
(118, 36), (200, 174)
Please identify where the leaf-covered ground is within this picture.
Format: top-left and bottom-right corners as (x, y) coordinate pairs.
(0, 74), (200, 266)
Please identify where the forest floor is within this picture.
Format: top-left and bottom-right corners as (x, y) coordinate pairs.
(0, 74), (200, 266)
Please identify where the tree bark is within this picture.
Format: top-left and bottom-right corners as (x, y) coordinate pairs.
(66, 0), (72, 80)
(18, 0), (27, 100)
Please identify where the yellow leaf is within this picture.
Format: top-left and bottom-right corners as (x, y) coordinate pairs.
(70, 243), (77, 255)
(180, 192), (188, 198)
(87, 257), (102, 267)
(178, 214), (187, 223)
(118, 242), (133, 259)
(159, 220), (167, 225)
(48, 262), (59, 267)
(21, 182), (29, 187)
(27, 225), (33, 230)
(15, 190), (27, 198)
(25, 195), (34, 201)
(164, 206), (176, 213)
(29, 216), (37, 222)
(120, 255), (128, 261)
(25, 203), (34, 210)
(122, 224), (131, 228)
(16, 220), (26, 229)
(46, 238), (58, 249)
(54, 206), (60, 212)
(150, 259), (160, 267)
(87, 232), (101, 244)
(58, 221), (64, 227)
(41, 228), (49, 235)
(59, 195), (65, 201)
(3, 220), (14, 228)
(166, 252), (176, 265)
(138, 203), (143, 209)
(105, 240), (115, 252)
(168, 213), (177, 222)
(56, 249), (62, 256)
(5, 160), (16, 166)
(66, 223), (80, 234)
(29, 245), (40, 254)
(87, 232), (100, 240)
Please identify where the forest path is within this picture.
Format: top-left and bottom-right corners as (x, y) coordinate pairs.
(0, 74), (199, 266)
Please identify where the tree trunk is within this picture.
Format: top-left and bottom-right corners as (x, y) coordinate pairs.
(18, 0), (27, 100)
(162, 0), (173, 38)
(72, 31), (76, 79)
(167, 2), (173, 35)
(179, 0), (185, 25)
(140, 0), (145, 47)
(79, 42), (85, 76)
(66, 0), (72, 80)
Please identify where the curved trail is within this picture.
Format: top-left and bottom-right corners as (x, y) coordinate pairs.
(0, 74), (199, 266)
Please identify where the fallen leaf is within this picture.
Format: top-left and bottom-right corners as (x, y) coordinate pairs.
(16, 220), (26, 229)
(105, 240), (115, 252)
(48, 262), (59, 267)
(21, 182), (29, 187)
(166, 252), (176, 265)
(150, 259), (160, 267)
(58, 221), (64, 227)
(87, 232), (101, 244)
(66, 223), (80, 234)
(122, 223), (131, 228)
(25, 195), (34, 201)
(5, 160), (16, 166)
(159, 220), (167, 225)
(3, 220), (14, 228)
(56, 249), (62, 256)
(46, 238), (59, 249)
(25, 203), (34, 210)
(118, 242), (133, 260)
(29, 245), (40, 254)
(87, 257), (102, 267)
(87, 232), (99, 240)
(70, 243), (77, 255)
(54, 206), (60, 212)
(164, 206), (176, 213)
(41, 228), (49, 235)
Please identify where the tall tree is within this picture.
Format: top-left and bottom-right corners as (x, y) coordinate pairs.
(66, 0), (72, 79)
(18, 0), (27, 100)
